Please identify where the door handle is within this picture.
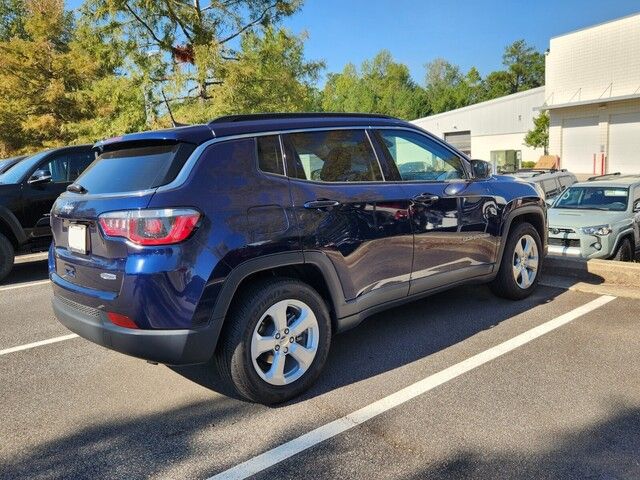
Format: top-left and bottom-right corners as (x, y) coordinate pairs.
(412, 193), (440, 204)
(304, 199), (341, 209)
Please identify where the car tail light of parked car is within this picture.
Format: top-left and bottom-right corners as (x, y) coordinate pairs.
(98, 208), (200, 246)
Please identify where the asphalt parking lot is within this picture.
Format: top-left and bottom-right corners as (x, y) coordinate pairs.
(1, 256), (639, 479)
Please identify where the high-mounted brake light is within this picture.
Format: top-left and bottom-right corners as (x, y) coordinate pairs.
(98, 208), (200, 246)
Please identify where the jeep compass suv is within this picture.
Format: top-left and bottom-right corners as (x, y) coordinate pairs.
(50, 114), (547, 404)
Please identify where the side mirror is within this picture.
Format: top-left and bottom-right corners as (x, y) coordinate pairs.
(27, 169), (52, 185)
(470, 159), (492, 179)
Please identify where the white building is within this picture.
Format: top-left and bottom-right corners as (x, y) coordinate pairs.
(413, 87), (546, 172)
(413, 12), (640, 175)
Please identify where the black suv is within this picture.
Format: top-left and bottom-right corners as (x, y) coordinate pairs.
(0, 145), (94, 280)
(50, 114), (547, 404)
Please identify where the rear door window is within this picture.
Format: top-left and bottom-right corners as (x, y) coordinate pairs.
(67, 150), (95, 182)
(257, 136), (284, 175)
(284, 130), (382, 182)
(542, 178), (560, 197)
(74, 144), (193, 194)
(559, 175), (574, 189)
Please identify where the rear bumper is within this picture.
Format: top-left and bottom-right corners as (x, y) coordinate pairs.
(52, 294), (219, 365)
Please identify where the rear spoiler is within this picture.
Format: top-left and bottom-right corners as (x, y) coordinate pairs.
(94, 125), (214, 153)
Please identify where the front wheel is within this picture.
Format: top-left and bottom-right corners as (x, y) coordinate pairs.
(215, 277), (332, 404)
(612, 238), (633, 262)
(490, 222), (542, 300)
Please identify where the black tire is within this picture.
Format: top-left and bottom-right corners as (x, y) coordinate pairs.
(612, 238), (633, 262)
(0, 233), (15, 282)
(489, 222), (542, 300)
(215, 277), (332, 404)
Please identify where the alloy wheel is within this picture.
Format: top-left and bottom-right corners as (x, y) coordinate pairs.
(512, 234), (539, 289)
(250, 299), (319, 386)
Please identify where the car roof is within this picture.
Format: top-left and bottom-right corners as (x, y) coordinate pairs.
(573, 174), (640, 188)
(94, 113), (412, 150)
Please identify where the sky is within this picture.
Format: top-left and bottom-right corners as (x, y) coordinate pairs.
(66, 0), (640, 85)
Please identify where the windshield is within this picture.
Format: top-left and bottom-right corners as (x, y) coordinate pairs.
(553, 186), (629, 211)
(0, 150), (51, 184)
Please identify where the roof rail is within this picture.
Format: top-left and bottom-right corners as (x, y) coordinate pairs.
(587, 172), (621, 181)
(516, 168), (567, 176)
(209, 112), (395, 124)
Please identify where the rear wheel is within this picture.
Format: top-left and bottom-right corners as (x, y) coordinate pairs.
(215, 277), (332, 404)
(612, 238), (633, 262)
(490, 222), (542, 300)
(0, 233), (15, 282)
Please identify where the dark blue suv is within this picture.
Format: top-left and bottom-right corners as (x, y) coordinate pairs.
(50, 113), (547, 404)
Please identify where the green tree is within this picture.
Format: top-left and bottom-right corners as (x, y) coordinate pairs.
(524, 111), (549, 154)
(322, 50), (429, 119)
(483, 39), (544, 97)
(424, 58), (482, 114)
(172, 27), (324, 124)
(0, 0), (27, 40)
(0, 0), (144, 154)
(83, 0), (305, 118)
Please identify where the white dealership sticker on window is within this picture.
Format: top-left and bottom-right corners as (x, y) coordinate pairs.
(603, 189), (627, 197)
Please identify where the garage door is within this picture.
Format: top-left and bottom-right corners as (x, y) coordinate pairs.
(561, 117), (599, 173)
(444, 131), (471, 155)
(609, 112), (640, 174)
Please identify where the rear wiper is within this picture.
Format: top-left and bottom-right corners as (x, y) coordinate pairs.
(67, 183), (88, 194)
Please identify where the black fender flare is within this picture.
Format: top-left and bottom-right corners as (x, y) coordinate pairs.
(611, 228), (635, 255)
(494, 203), (547, 272)
(0, 206), (26, 245)
(210, 250), (347, 325)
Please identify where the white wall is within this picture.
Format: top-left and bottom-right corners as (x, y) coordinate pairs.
(471, 133), (544, 164)
(545, 13), (640, 107)
(413, 87), (545, 139)
(548, 99), (640, 174)
(545, 14), (640, 174)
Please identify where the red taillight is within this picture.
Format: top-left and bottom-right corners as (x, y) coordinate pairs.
(107, 312), (139, 329)
(98, 208), (200, 246)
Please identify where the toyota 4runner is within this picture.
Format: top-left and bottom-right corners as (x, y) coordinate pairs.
(548, 173), (640, 261)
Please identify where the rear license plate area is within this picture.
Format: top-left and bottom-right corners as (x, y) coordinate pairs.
(68, 224), (88, 254)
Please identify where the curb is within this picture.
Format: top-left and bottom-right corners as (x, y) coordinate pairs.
(543, 255), (640, 287)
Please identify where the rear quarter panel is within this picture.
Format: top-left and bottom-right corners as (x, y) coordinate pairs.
(145, 137), (300, 323)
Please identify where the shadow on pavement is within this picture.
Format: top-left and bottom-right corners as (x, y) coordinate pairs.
(403, 402), (640, 480)
(0, 398), (250, 480)
(0, 258), (49, 286)
(174, 284), (564, 405)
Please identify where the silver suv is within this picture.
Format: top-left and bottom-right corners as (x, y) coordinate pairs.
(512, 169), (577, 205)
(548, 173), (640, 261)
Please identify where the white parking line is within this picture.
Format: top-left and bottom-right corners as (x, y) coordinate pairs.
(0, 334), (79, 356)
(0, 280), (50, 292)
(209, 294), (616, 480)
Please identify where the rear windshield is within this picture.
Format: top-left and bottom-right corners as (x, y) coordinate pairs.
(74, 144), (193, 194)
